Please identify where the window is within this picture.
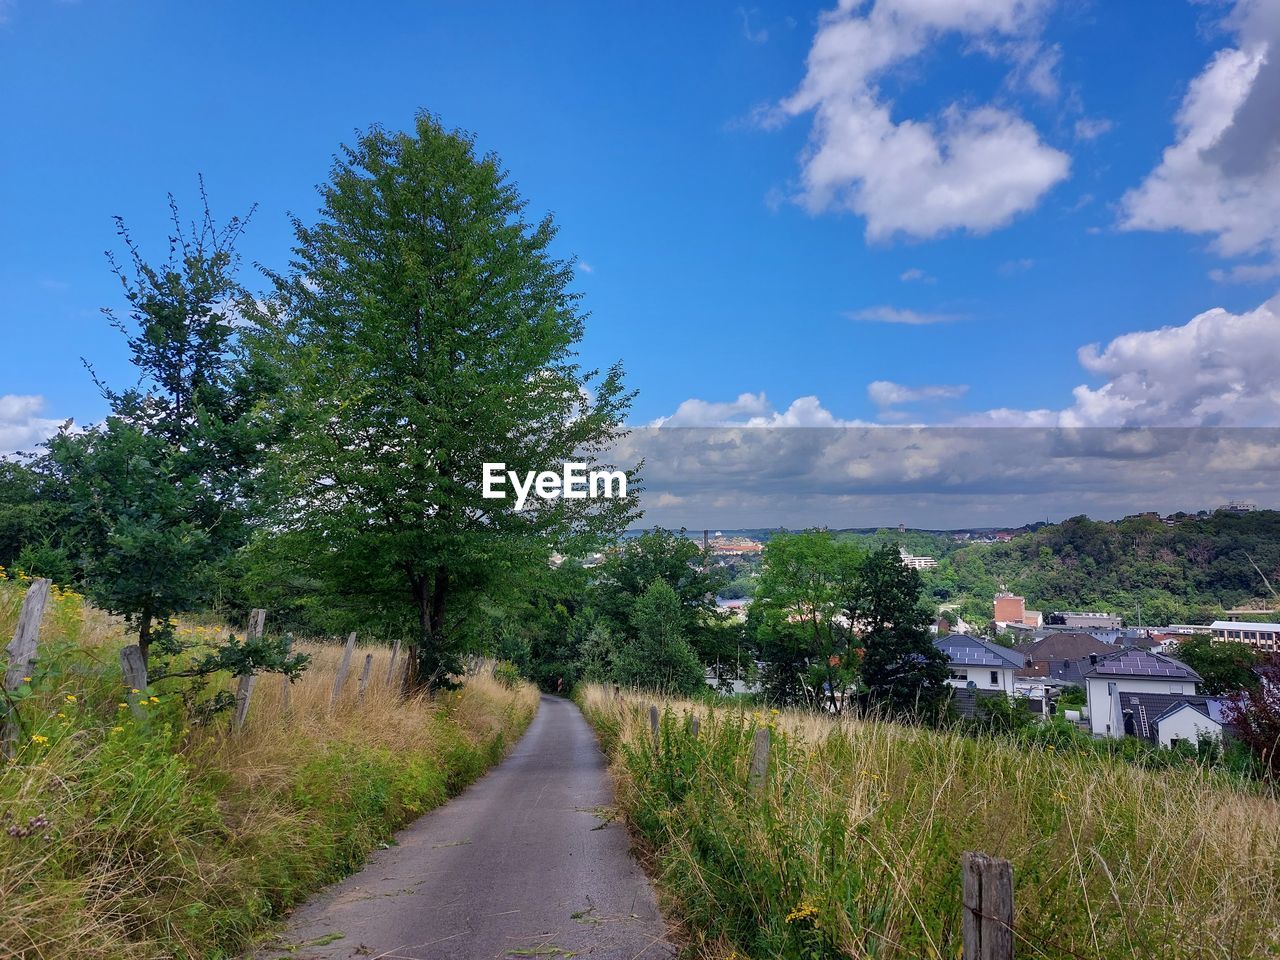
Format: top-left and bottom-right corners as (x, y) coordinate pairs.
(950, 670), (968, 681)
(990, 671), (999, 686)
(1169, 684), (1181, 694)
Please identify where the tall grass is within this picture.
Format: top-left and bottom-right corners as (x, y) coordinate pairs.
(581, 685), (1280, 960)
(0, 578), (538, 960)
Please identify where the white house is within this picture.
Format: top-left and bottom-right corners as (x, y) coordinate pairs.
(1152, 699), (1226, 749)
(1081, 649), (1202, 738)
(934, 634), (1025, 696)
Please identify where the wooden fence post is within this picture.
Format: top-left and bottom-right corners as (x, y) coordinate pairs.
(690, 716), (701, 737)
(386, 638), (401, 684)
(120, 645), (148, 719)
(748, 726), (771, 794)
(2, 578), (51, 756)
(330, 632), (357, 708)
(649, 704), (660, 751)
(357, 653), (373, 701)
(961, 852), (1014, 960)
(233, 609), (267, 732)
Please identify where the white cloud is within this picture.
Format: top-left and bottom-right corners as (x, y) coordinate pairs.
(899, 267), (935, 283)
(958, 293), (1280, 427)
(1073, 116), (1114, 141)
(576, 260), (594, 274)
(997, 257), (1035, 275)
(649, 392), (873, 428)
(1121, 0), (1280, 276)
(737, 6), (768, 43)
(772, 0), (1070, 240)
(850, 305), (957, 324)
(0, 395), (63, 455)
(868, 381), (969, 407)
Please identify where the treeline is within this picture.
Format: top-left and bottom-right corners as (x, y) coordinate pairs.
(0, 113), (634, 695)
(921, 511), (1280, 627)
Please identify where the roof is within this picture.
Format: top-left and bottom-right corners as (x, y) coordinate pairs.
(1209, 620), (1280, 633)
(935, 634), (1025, 669)
(1081, 649), (1201, 682)
(1016, 632), (1113, 662)
(1115, 692), (1219, 741)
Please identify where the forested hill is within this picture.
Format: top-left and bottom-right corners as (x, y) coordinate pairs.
(929, 510), (1280, 627)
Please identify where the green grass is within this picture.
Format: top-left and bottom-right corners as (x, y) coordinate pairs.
(581, 685), (1280, 960)
(0, 577), (538, 959)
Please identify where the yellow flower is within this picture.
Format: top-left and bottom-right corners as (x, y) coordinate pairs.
(118, 703), (128, 709)
(111, 726), (124, 734)
(64, 695), (77, 703)
(56, 712), (66, 719)
(21, 676), (31, 683)
(785, 903), (819, 924)
(130, 688), (141, 694)
(30, 734), (48, 745)
(148, 696), (160, 704)
(1046, 745), (1056, 752)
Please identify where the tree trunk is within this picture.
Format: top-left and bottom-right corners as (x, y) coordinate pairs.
(403, 567), (450, 695)
(137, 609), (153, 667)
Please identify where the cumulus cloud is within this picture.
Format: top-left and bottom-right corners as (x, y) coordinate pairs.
(1120, 0), (1280, 277)
(0, 395), (63, 455)
(850, 305), (958, 325)
(772, 0), (1070, 240)
(899, 267), (935, 283)
(649, 392), (872, 429)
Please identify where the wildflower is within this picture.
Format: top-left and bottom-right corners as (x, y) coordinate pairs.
(111, 726), (124, 734)
(56, 712), (66, 719)
(30, 734), (48, 745)
(148, 696), (160, 704)
(130, 688), (140, 694)
(1045, 745), (1056, 752)
(21, 676), (31, 683)
(117, 703), (128, 710)
(785, 902), (819, 924)
(64, 695), (76, 703)
(770, 708), (780, 716)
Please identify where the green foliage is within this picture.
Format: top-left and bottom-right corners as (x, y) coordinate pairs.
(256, 113), (637, 690)
(853, 545), (950, 717)
(751, 530), (864, 710)
(48, 189), (270, 667)
(615, 580), (706, 695)
(0, 459), (70, 571)
(1170, 633), (1262, 695)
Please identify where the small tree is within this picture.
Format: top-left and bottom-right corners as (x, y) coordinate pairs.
(850, 544), (950, 717)
(615, 580), (705, 695)
(49, 187), (300, 685)
(1224, 656), (1280, 778)
(1171, 633), (1261, 696)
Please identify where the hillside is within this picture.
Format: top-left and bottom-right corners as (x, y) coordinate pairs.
(921, 510), (1280, 626)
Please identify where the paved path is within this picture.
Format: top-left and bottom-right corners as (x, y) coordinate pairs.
(255, 695), (673, 960)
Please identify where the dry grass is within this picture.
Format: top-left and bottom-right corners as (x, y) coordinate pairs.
(0, 577), (538, 960)
(581, 685), (1280, 960)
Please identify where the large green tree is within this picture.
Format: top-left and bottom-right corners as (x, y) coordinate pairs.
(614, 579), (705, 695)
(850, 544), (950, 717)
(751, 530), (864, 711)
(1171, 634), (1261, 696)
(259, 114), (637, 691)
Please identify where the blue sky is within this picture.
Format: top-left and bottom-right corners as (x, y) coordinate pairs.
(3, 0), (1280, 453)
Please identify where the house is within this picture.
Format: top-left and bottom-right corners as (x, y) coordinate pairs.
(1111, 692), (1228, 748)
(1016, 632), (1113, 670)
(1081, 649), (1201, 738)
(935, 634), (1025, 695)
(1050, 611), (1123, 629)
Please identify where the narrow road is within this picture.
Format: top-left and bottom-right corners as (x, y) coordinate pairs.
(256, 695), (673, 960)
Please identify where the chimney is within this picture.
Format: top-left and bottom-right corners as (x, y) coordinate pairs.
(1089, 653), (1098, 666)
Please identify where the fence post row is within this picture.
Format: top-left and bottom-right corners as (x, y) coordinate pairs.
(961, 851), (1015, 960)
(233, 608), (267, 732)
(748, 725), (771, 794)
(330, 631), (358, 708)
(2, 578), (52, 757)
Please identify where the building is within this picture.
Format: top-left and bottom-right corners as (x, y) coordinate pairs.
(1051, 611), (1124, 630)
(897, 547), (938, 570)
(1111, 692), (1227, 748)
(994, 593), (1025, 623)
(1218, 499), (1258, 513)
(935, 634), (1025, 696)
(1081, 649), (1201, 738)
(1209, 621), (1280, 654)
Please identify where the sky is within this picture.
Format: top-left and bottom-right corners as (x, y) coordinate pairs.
(3, 0), (1280, 525)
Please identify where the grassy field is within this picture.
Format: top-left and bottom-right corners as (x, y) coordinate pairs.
(0, 576), (538, 960)
(580, 685), (1280, 960)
